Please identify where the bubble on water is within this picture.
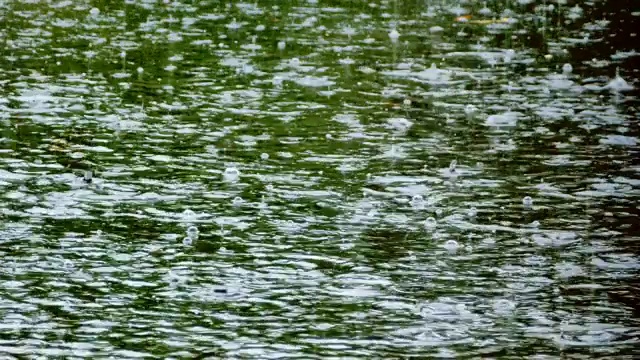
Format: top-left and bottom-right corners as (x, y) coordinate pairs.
(277, 40), (286, 51)
(388, 29), (400, 43)
(183, 236), (193, 246)
(410, 195), (425, 210)
(424, 217), (437, 229)
(260, 153), (269, 160)
(529, 220), (540, 228)
(533, 234), (557, 247)
(464, 104), (477, 117)
(255, 24), (265, 31)
(325, 133), (332, 139)
(302, 16), (317, 27)
(239, 64), (254, 75)
(63, 259), (74, 269)
(70, 152), (84, 160)
(340, 242), (355, 251)
(272, 75), (283, 88)
(265, 184), (274, 192)
(289, 58), (300, 68)
(186, 226), (199, 239)
(562, 63), (573, 74)
(223, 167), (240, 182)
(479, 5), (493, 16)
(467, 207), (477, 218)
(183, 209), (196, 219)
(403, 98), (411, 107)
(482, 237), (496, 247)
(137, 67), (144, 74)
(339, 57), (355, 66)
(443, 240), (459, 253)
(232, 196), (244, 207)
(522, 196), (533, 208)
(89, 7), (100, 16)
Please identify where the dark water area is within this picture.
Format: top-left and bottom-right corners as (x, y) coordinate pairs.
(0, 0), (639, 358)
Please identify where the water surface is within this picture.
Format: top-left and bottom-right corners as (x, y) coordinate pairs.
(1, 0), (639, 358)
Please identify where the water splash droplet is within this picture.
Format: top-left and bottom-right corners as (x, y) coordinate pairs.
(388, 29), (400, 43)
(410, 195), (425, 210)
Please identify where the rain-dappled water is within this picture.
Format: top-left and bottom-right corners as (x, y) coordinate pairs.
(1, 0), (639, 358)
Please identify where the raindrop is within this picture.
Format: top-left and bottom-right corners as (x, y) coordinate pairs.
(226, 18), (242, 30)
(183, 237), (193, 246)
(424, 217), (437, 229)
(388, 29), (400, 43)
(89, 7), (100, 16)
(449, 160), (457, 173)
(522, 196), (533, 208)
(277, 40), (286, 51)
(223, 167), (241, 182)
(606, 68), (634, 92)
(338, 58), (355, 66)
(260, 153), (269, 160)
(567, 5), (583, 20)
(562, 63), (573, 74)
